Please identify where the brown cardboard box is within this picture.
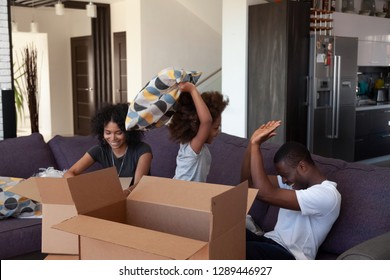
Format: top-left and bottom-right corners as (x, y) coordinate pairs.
(53, 167), (257, 260)
(44, 254), (79, 260)
(9, 172), (133, 255)
(10, 177), (79, 255)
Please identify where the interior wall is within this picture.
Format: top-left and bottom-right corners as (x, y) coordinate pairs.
(11, 0), (223, 138)
(111, 0), (143, 103)
(221, 0), (248, 138)
(12, 32), (51, 138)
(140, 0), (222, 93)
(11, 6), (91, 139)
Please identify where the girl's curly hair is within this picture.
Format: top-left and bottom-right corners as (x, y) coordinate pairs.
(168, 91), (229, 143)
(91, 103), (144, 147)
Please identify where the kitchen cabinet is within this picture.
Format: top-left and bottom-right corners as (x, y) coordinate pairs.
(358, 40), (390, 66)
(355, 106), (390, 160)
(332, 12), (390, 67)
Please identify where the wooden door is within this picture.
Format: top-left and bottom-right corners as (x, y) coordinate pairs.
(71, 36), (95, 136)
(114, 32), (127, 103)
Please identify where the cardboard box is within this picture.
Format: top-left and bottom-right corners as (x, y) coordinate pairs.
(44, 254), (79, 260)
(10, 176), (79, 255)
(53, 167), (257, 260)
(9, 171), (133, 255)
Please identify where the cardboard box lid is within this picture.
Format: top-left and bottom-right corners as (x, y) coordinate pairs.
(53, 215), (207, 260)
(9, 177), (73, 204)
(66, 167), (125, 214)
(126, 177), (258, 242)
(129, 176), (245, 211)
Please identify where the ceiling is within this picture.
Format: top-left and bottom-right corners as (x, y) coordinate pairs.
(12, 1), (70, 8)
(11, 0), (120, 8)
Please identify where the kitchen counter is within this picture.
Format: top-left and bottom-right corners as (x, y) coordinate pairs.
(356, 101), (390, 111)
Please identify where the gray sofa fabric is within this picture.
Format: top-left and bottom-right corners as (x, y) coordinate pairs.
(337, 232), (390, 260)
(0, 126), (389, 260)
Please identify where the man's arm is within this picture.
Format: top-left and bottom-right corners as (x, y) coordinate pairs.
(249, 121), (300, 210)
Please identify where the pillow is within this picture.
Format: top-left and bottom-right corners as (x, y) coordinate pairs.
(0, 177), (40, 220)
(125, 67), (202, 131)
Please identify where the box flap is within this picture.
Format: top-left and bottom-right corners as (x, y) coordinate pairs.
(8, 178), (41, 202)
(66, 167), (124, 214)
(129, 176), (232, 211)
(36, 178), (74, 205)
(210, 179), (248, 239)
(234, 180), (259, 213)
(54, 215), (207, 260)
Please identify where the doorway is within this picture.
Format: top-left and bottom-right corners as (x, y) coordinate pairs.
(71, 36), (94, 136)
(113, 32), (128, 103)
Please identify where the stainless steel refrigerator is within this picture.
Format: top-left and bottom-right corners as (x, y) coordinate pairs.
(307, 35), (358, 162)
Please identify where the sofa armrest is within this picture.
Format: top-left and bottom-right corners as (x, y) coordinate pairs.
(337, 232), (390, 260)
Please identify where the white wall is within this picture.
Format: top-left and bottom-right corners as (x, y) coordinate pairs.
(11, 6), (91, 138)
(111, 0), (222, 103)
(140, 0), (222, 92)
(221, 0), (248, 138)
(111, 0), (143, 103)
(12, 32), (51, 139)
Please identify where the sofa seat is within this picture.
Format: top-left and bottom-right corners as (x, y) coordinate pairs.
(0, 218), (42, 259)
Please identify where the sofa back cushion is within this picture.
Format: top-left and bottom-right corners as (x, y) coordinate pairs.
(0, 133), (58, 179)
(318, 162), (390, 255)
(207, 132), (248, 185)
(143, 126), (179, 178)
(47, 135), (102, 172)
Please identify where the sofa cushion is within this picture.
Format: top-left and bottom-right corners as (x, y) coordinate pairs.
(0, 218), (42, 259)
(0, 133), (58, 179)
(0, 177), (39, 220)
(144, 126), (179, 178)
(207, 132), (248, 185)
(319, 162), (390, 255)
(47, 135), (101, 172)
(125, 67), (202, 131)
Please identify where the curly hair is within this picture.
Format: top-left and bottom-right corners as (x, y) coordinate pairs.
(168, 91), (229, 143)
(90, 103), (144, 147)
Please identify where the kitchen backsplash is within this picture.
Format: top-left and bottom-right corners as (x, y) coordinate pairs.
(358, 66), (390, 98)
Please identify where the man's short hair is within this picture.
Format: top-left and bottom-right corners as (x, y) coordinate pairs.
(273, 142), (315, 168)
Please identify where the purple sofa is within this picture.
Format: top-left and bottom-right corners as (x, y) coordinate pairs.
(0, 127), (389, 260)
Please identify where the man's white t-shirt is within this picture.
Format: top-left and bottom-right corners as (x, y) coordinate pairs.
(264, 176), (341, 260)
(173, 143), (211, 182)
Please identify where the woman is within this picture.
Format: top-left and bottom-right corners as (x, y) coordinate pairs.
(64, 103), (152, 196)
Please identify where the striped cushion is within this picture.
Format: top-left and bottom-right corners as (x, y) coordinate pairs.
(125, 67), (201, 131)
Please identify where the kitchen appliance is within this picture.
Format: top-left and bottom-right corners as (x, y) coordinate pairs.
(375, 88), (388, 102)
(307, 35), (358, 162)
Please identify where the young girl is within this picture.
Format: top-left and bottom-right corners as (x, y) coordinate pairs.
(168, 82), (229, 182)
(64, 103), (152, 195)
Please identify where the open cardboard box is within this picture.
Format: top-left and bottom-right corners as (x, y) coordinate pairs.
(10, 176), (79, 254)
(9, 169), (131, 255)
(53, 167), (258, 260)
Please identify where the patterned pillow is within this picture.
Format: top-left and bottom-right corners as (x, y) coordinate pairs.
(125, 67), (202, 131)
(0, 177), (40, 220)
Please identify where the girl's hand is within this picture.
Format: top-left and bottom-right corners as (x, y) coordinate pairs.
(179, 82), (196, 93)
(250, 120), (281, 145)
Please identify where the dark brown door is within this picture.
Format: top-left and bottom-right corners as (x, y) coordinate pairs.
(71, 36), (95, 136)
(114, 32), (127, 103)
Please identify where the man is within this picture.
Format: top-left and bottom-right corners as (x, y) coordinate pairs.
(241, 120), (341, 260)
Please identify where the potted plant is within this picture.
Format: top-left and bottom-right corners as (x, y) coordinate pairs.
(19, 44), (39, 133)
